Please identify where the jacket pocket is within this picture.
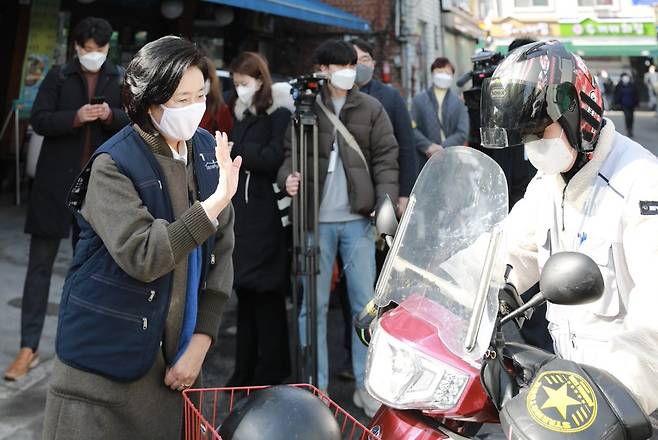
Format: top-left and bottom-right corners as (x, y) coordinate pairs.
(135, 178), (162, 190)
(90, 273), (157, 301)
(57, 291), (154, 381)
(581, 240), (621, 318)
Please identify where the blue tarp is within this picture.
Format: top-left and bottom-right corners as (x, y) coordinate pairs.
(204, 0), (371, 32)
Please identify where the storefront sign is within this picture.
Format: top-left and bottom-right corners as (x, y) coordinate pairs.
(560, 19), (655, 37)
(18, 0), (61, 110)
(488, 19), (559, 38)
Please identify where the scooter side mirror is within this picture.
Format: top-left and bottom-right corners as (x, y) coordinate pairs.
(375, 195), (398, 246)
(499, 252), (604, 327)
(540, 252), (604, 306)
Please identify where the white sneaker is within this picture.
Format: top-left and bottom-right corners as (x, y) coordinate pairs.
(353, 388), (381, 418)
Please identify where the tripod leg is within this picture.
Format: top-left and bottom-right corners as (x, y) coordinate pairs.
(290, 123), (301, 382)
(309, 123), (320, 387)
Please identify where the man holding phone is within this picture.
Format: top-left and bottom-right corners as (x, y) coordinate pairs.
(4, 17), (128, 381)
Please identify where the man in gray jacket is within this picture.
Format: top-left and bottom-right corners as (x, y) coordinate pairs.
(412, 57), (469, 175)
(278, 39), (398, 417)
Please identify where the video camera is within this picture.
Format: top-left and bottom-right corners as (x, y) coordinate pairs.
(289, 73), (327, 113)
(457, 50), (504, 147)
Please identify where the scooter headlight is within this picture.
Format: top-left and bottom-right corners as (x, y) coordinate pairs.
(365, 321), (470, 410)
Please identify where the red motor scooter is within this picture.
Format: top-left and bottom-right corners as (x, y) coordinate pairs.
(360, 146), (653, 440)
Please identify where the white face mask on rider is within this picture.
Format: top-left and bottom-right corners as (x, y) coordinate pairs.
(524, 129), (576, 175)
(150, 102), (206, 141)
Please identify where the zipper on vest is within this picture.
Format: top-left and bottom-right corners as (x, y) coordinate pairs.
(158, 180), (162, 190)
(244, 170), (251, 204)
(142, 317), (148, 330)
(148, 290), (156, 302)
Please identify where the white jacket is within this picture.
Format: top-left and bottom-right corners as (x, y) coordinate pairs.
(505, 118), (658, 414)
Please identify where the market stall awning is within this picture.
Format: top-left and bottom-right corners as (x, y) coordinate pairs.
(204, 0), (371, 32)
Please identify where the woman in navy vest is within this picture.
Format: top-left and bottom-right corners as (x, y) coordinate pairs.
(42, 36), (241, 439)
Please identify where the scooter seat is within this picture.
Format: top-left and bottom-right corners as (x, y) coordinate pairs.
(580, 365), (652, 440)
(499, 357), (652, 440)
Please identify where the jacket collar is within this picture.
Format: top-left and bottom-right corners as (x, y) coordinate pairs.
(233, 81), (296, 121)
(426, 87), (452, 110)
(133, 124), (193, 163)
(556, 118), (616, 208)
(319, 84), (361, 115)
(360, 79), (382, 95)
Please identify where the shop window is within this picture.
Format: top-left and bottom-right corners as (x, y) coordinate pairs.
(514, 0), (549, 6)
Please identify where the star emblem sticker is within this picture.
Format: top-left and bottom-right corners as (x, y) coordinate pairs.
(541, 383), (582, 419)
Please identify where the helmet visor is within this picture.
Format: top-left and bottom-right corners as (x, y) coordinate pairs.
(480, 78), (553, 149)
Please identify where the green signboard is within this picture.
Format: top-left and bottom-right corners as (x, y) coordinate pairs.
(560, 19), (655, 37)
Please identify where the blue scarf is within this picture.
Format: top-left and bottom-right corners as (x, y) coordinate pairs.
(172, 245), (202, 364)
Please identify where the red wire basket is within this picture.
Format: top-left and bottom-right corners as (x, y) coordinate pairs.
(183, 384), (381, 440)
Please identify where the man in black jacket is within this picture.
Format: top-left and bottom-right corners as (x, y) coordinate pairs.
(4, 17), (128, 381)
(352, 38), (416, 215)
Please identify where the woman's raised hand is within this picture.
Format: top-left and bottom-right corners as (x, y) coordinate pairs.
(201, 132), (241, 221)
(214, 131), (242, 204)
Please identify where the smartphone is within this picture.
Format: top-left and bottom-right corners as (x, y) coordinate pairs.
(90, 96), (105, 105)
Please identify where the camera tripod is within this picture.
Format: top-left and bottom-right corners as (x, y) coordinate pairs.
(290, 94), (321, 387)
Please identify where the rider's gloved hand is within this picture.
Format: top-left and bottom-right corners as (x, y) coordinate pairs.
(354, 300), (379, 347)
(498, 282), (529, 328)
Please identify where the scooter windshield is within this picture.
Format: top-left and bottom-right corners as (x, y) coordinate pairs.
(375, 147), (508, 363)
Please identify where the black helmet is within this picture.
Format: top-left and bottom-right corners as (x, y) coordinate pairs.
(480, 40), (604, 153)
(218, 386), (341, 440)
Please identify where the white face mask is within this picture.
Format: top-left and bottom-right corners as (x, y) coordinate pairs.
(330, 68), (356, 90)
(236, 81), (259, 106)
(433, 72), (453, 89)
(621, 76), (630, 85)
(78, 51), (107, 72)
(150, 102), (206, 141)
(525, 129), (575, 175)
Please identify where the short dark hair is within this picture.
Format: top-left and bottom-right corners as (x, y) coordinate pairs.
(73, 17), (113, 47)
(313, 39), (357, 67)
(508, 38), (537, 53)
(123, 36), (206, 132)
(430, 57), (454, 73)
(350, 38), (374, 58)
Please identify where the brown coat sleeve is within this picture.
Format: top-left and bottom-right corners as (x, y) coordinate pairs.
(81, 153), (217, 283)
(369, 104), (400, 204)
(194, 203), (234, 342)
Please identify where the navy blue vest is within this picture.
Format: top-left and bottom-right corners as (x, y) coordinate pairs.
(56, 125), (219, 381)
